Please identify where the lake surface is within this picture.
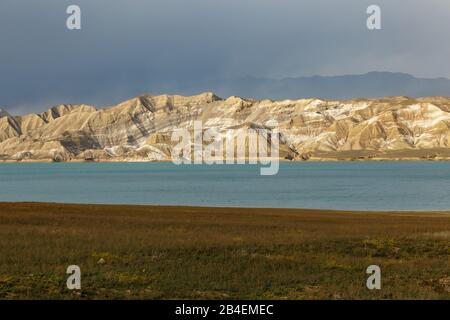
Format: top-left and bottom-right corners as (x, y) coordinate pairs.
(0, 162), (449, 211)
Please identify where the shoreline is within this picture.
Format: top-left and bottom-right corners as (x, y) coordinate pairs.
(2, 157), (450, 163)
(1, 201), (449, 215)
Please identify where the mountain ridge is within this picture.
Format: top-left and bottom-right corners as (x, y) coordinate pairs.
(2, 92), (450, 162)
(5, 71), (450, 115)
(195, 72), (450, 101)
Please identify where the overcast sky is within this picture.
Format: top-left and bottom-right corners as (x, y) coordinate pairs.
(1, 0), (450, 113)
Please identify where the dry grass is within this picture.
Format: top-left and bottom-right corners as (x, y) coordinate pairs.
(0, 202), (449, 299)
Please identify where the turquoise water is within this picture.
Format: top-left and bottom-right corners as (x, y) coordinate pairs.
(0, 162), (449, 210)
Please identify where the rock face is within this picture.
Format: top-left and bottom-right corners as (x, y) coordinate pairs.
(1, 93), (450, 162)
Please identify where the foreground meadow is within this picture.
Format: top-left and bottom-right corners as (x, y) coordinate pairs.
(0, 202), (449, 299)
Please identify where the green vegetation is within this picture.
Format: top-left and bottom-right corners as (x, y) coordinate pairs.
(0, 202), (449, 299)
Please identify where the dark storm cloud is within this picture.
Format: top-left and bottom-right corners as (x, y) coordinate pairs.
(1, 0), (450, 113)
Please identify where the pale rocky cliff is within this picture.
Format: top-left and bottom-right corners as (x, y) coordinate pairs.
(1, 93), (450, 162)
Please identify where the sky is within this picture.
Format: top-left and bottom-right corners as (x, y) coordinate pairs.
(1, 0), (450, 113)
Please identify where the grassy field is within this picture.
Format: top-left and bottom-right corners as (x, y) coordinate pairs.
(0, 202), (449, 300)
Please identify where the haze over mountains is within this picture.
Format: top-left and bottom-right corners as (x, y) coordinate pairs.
(182, 72), (450, 101)
(1, 91), (450, 162)
(3, 72), (450, 115)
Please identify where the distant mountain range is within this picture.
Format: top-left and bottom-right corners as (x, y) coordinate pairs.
(179, 72), (450, 100)
(2, 71), (450, 162)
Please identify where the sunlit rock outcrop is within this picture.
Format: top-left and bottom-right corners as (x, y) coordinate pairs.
(1, 93), (450, 162)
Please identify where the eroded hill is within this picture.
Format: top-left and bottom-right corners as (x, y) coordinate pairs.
(1, 93), (450, 162)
